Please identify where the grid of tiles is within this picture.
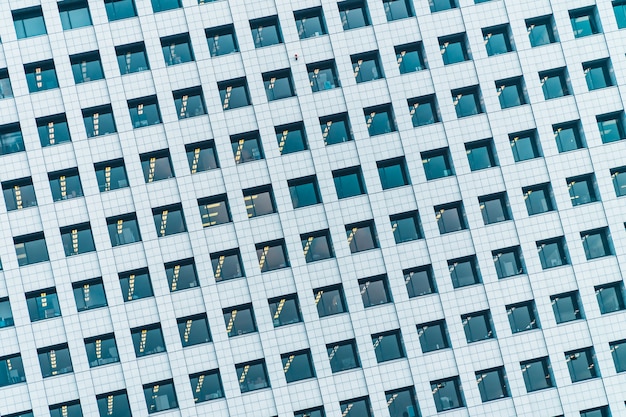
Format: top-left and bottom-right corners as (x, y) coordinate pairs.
(1, 0), (626, 417)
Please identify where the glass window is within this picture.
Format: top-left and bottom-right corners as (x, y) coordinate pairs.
(570, 7), (601, 38)
(0, 353), (25, 387)
(37, 114), (71, 147)
(72, 278), (107, 311)
(479, 192), (511, 224)
(294, 7), (327, 38)
(294, 407), (325, 417)
(190, 370), (223, 402)
(551, 291), (583, 323)
(95, 159), (128, 192)
(521, 357), (553, 392)
(59, 0), (92, 30)
(3, 411), (33, 417)
(38, 344), (73, 377)
(466, 139), (497, 170)
(611, 166), (626, 196)
(243, 185), (275, 217)
(307, 60), (340, 92)
(346, 220), (378, 253)
(610, 339), (626, 372)
(0, 123), (24, 156)
(0, 298), (14, 328)
(301, 230), (334, 262)
(565, 347), (598, 382)
(314, 284), (347, 317)
(510, 129), (541, 161)
(493, 246), (524, 278)
(119, 268), (153, 301)
(85, 334), (119, 367)
(116, 42), (149, 74)
(211, 249), (245, 281)
(435, 201), (467, 234)
(580, 406), (611, 417)
(128, 96), (161, 128)
(289, 176), (321, 208)
(582, 228), (612, 260)
(281, 350), (315, 382)
(60, 223), (95, 256)
(340, 397), (373, 417)
(276, 122), (307, 154)
(161, 33), (194, 65)
(333, 166), (366, 198)
(483, 25), (513, 55)
(263, 69), (295, 101)
(595, 281), (625, 314)
(417, 320), (450, 352)
(430, 0), (457, 12)
(452, 86), (483, 117)
(140, 150), (174, 183)
(404, 265), (436, 298)
(256, 240), (289, 272)
(96, 391), (131, 417)
(153, 204), (187, 237)
(70, 51), (103, 84)
(422, 148), (453, 179)
(82, 105), (116, 137)
(236, 359), (270, 392)
(232, 131), (264, 164)
(268, 294), (302, 327)
(409, 95), (439, 127)
(462, 310), (494, 342)
(364, 104), (397, 135)
(540, 68), (570, 99)
(49, 168), (83, 201)
(377, 157), (410, 189)
(395, 42), (426, 74)
(523, 183), (555, 215)
(177, 314), (211, 346)
(206, 24), (239, 56)
(391, 211), (422, 243)
(218, 77), (251, 110)
(131, 324), (166, 357)
(320, 113), (353, 145)
(449, 256), (481, 288)
(526, 15), (557, 46)
(476, 367), (509, 402)
(567, 174), (598, 206)
(327, 339), (360, 372)
(496, 77), (526, 108)
(507, 300), (539, 333)
(104, 0), (136, 20)
(198, 194), (231, 227)
(359, 275), (391, 307)
(386, 387), (419, 417)
(439, 34), (469, 64)
(250, 16), (283, 47)
(186, 140), (219, 173)
(49, 402), (82, 417)
(24, 60), (58, 92)
(372, 330), (405, 362)
(614, 0), (626, 28)
(554, 120), (585, 152)
(0, 69), (14, 99)
(15, 232), (49, 266)
(597, 112), (626, 143)
(143, 380), (178, 413)
(584, 59), (614, 90)
(152, 0), (180, 12)
(352, 51), (384, 83)
(26, 288), (60, 321)
(13, 7), (47, 39)
(2, 177), (37, 211)
(338, 0), (370, 30)
(537, 237), (569, 269)
(173, 87), (206, 118)
(384, 0), (413, 21)
(164, 258), (198, 292)
(430, 377), (464, 411)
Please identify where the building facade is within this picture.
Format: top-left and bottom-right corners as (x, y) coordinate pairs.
(0, 0), (626, 416)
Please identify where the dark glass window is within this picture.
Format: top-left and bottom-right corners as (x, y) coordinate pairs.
(153, 204), (187, 237)
(141, 150), (174, 183)
(104, 0), (137, 20)
(364, 104), (396, 135)
(72, 278), (107, 311)
(49, 401), (82, 417)
(70, 51), (103, 83)
(13, 7), (47, 39)
(496, 77), (526, 108)
(263, 69), (295, 101)
(232, 131), (264, 164)
(0, 298), (14, 328)
(119, 268), (153, 301)
(565, 347), (598, 382)
(372, 330), (405, 362)
(143, 380), (178, 413)
(384, 0), (413, 21)
(340, 397), (373, 417)
(281, 350), (315, 382)
(405, 265), (436, 297)
(2, 177), (37, 211)
(359, 275), (391, 307)
(161, 33), (194, 66)
(276, 122), (307, 154)
(327, 339), (360, 372)
(523, 183), (555, 215)
(595, 281), (625, 314)
(479, 192), (511, 224)
(493, 246), (524, 278)
(422, 148), (453, 179)
(307, 60), (339, 92)
(540, 68), (570, 99)
(346, 220), (378, 253)
(206, 24), (239, 56)
(551, 291), (583, 323)
(377, 157), (410, 189)
(352, 51), (383, 83)
(0, 69), (14, 99)
(386, 387), (419, 417)
(190, 370), (223, 402)
(430, 0), (457, 12)
(49, 168), (83, 201)
(131, 324), (166, 357)
(526, 15), (557, 46)
(417, 320), (450, 352)
(615, 0), (626, 28)
(466, 139), (497, 171)
(24, 60), (58, 92)
(320, 113), (353, 145)
(85, 334), (119, 367)
(38, 344), (73, 377)
(506, 300), (539, 333)
(582, 228), (613, 260)
(391, 211), (422, 243)
(82, 105), (116, 137)
(483, 25), (513, 55)
(294, 407), (325, 417)
(243, 185), (275, 217)
(0, 123), (24, 156)
(462, 310), (494, 342)
(173, 87), (206, 119)
(289, 176), (321, 208)
(610, 339), (626, 372)
(476, 367), (509, 402)
(177, 314), (211, 346)
(26, 288), (60, 321)
(611, 166), (626, 196)
(128, 96), (161, 128)
(59, 0), (92, 30)
(15, 233), (49, 266)
(152, 0), (181, 12)
(268, 294), (302, 327)
(198, 194), (231, 227)
(236, 360), (270, 393)
(435, 201), (467, 234)
(554, 120), (585, 152)
(116, 42), (149, 74)
(584, 59), (614, 90)
(186, 141), (218, 173)
(521, 357), (553, 392)
(103, 216), (138, 247)
(449, 256), (481, 288)
(567, 174), (598, 206)
(256, 240), (289, 272)
(314, 284), (347, 317)
(95, 159), (128, 192)
(301, 230), (334, 262)
(395, 42), (426, 74)
(250, 16), (283, 48)
(0, 354), (25, 387)
(333, 166), (366, 198)
(37, 114), (71, 147)
(295, 7), (327, 38)
(510, 129), (541, 161)
(409, 95), (439, 127)
(537, 237), (569, 269)
(597, 112), (626, 143)
(96, 391), (131, 417)
(580, 406), (611, 417)
(164, 259), (198, 292)
(570, 7), (601, 38)
(60, 223), (95, 256)
(338, 0), (370, 30)
(218, 77), (251, 110)
(430, 377), (464, 411)
(439, 34), (470, 64)
(452, 86), (483, 117)
(211, 249), (245, 281)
